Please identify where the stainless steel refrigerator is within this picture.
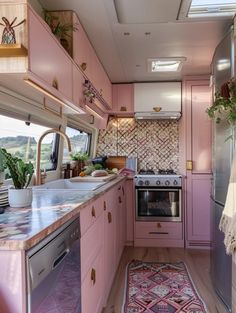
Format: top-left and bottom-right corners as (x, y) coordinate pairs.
(211, 27), (235, 312)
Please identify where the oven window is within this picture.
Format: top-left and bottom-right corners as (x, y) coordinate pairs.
(137, 189), (181, 221)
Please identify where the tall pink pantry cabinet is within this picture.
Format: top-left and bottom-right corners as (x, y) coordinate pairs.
(181, 78), (212, 248)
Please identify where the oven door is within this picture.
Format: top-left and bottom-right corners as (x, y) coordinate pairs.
(136, 188), (182, 221)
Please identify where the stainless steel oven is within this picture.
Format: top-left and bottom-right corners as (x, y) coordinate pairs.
(135, 174), (182, 222)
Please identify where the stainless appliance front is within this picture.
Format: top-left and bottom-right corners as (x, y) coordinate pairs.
(136, 188), (182, 221)
(26, 217), (81, 313)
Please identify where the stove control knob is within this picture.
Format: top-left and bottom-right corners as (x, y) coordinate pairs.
(156, 180), (161, 186)
(145, 180), (150, 186)
(173, 180), (178, 186)
(138, 180), (144, 186)
(165, 180), (170, 186)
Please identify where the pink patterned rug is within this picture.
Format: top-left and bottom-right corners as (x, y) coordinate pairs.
(123, 260), (208, 313)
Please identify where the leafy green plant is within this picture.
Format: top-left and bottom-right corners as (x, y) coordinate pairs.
(0, 148), (34, 189)
(0, 150), (6, 173)
(70, 152), (89, 162)
(43, 10), (77, 40)
(206, 79), (236, 124)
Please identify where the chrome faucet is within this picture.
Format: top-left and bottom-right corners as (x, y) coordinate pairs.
(35, 128), (72, 185)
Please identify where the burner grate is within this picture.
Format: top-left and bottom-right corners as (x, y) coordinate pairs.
(138, 169), (155, 175)
(158, 169), (176, 175)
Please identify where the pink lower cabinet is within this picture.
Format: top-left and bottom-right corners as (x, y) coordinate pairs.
(134, 222), (184, 247)
(103, 187), (118, 303)
(0, 250), (26, 313)
(81, 251), (104, 313)
(116, 182), (126, 265)
(186, 175), (211, 248)
(125, 179), (134, 245)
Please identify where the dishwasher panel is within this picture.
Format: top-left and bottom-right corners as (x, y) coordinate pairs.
(26, 217), (81, 313)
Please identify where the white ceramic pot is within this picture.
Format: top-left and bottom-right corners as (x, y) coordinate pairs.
(8, 188), (33, 208)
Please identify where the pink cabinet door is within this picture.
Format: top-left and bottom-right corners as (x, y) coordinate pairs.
(112, 84), (134, 112)
(187, 175), (211, 243)
(28, 8), (73, 100)
(81, 250), (104, 313)
(184, 79), (212, 247)
(103, 188), (117, 301)
(125, 180), (134, 245)
(115, 183), (126, 265)
(72, 66), (85, 109)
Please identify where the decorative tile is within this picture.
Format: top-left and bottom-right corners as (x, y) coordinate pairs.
(97, 118), (179, 172)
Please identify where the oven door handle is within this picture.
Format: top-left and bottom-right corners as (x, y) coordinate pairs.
(136, 188), (181, 192)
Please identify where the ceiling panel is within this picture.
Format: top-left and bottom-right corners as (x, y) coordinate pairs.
(114, 0), (182, 24)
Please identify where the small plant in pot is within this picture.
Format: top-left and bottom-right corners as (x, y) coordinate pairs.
(0, 148), (34, 208)
(70, 152), (88, 174)
(0, 149), (7, 185)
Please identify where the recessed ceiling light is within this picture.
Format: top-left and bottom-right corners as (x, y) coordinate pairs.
(124, 32), (130, 35)
(136, 64), (141, 67)
(147, 58), (187, 73)
(145, 32), (151, 35)
(189, 0), (236, 17)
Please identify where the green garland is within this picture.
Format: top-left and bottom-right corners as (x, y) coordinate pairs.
(206, 80), (236, 124)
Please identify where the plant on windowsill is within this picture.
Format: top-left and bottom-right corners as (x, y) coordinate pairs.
(206, 78), (236, 125)
(70, 152), (89, 175)
(0, 148), (34, 207)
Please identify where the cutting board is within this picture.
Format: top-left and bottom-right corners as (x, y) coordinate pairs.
(70, 174), (117, 182)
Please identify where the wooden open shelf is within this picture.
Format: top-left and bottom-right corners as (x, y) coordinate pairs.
(0, 44), (28, 57)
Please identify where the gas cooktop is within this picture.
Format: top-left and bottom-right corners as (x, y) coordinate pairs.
(135, 169), (182, 187)
(138, 169), (177, 175)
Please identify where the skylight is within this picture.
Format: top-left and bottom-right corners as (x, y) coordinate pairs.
(147, 58), (186, 73)
(189, 0), (236, 17)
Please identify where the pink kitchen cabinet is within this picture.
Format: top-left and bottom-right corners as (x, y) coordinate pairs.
(72, 66), (86, 109)
(112, 84), (134, 113)
(183, 78), (212, 248)
(28, 8), (73, 101)
(116, 182), (126, 266)
(125, 179), (134, 245)
(73, 13), (112, 108)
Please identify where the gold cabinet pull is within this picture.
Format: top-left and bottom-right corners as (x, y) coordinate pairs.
(122, 186), (124, 196)
(157, 223), (162, 228)
(108, 212), (112, 223)
(104, 201), (107, 211)
(80, 62), (87, 71)
(91, 268), (96, 285)
(153, 107), (162, 112)
(52, 78), (58, 90)
(91, 206), (96, 218)
(186, 160), (193, 171)
(118, 196), (122, 204)
(118, 186), (121, 191)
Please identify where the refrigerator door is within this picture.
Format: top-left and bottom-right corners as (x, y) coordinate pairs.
(212, 29), (235, 205)
(211, 200), (232, 312)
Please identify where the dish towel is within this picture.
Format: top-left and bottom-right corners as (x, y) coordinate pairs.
(220, 151), (236, 255)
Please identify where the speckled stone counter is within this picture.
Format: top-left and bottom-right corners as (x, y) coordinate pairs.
(0, 176), (125, 251)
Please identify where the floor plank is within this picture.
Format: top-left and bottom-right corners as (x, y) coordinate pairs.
(103, 247), (228, 313)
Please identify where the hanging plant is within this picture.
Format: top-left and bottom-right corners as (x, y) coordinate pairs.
(206, 78), (236, 124)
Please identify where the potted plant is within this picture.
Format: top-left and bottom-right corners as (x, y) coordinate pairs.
(70, 152), (88, 174)
(206, 79), (236, 125)
(0, 149), (6, 185)
(43, 10), (77, 54)
(0, 148), (34, 207)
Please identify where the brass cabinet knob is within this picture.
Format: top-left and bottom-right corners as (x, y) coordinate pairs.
(91, 268), (96, 285)
(91, 206), (96, 218)
(80, 62), (87, 71)
(104, 201), (107, 210)
(118, 196), (122, 204)
(153, 107), (162, 112)
(108, 212), (112, 224)
(157, 222), (162, 228)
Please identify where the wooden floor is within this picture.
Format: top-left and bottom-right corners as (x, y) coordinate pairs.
(103, 247), (228, 313)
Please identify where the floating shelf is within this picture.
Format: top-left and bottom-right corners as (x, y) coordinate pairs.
(0, 44), (28, 57)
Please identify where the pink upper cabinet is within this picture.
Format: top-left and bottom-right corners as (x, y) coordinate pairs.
(28, 8), (73, 101)
(112, 84), (134, 113)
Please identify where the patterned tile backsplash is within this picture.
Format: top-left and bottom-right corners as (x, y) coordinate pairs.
(97, 118), (179, 172)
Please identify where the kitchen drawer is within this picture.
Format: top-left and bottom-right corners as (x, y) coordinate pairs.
(135, 222), (183, 240)
(81, 213), (103, 282)
(80, 197), (104, 236)
(81, 251), (104, 313)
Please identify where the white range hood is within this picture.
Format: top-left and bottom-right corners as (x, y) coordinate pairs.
(134, 82), (182, 120)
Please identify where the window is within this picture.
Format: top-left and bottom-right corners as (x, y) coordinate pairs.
(63, 126), (91, 163)
(0, 114), (58, 172)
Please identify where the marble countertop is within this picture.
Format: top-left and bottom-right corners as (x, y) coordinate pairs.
(0, 176), (125, 251)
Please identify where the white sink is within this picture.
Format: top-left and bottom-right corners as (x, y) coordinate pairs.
(33, 179), (106, 191)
